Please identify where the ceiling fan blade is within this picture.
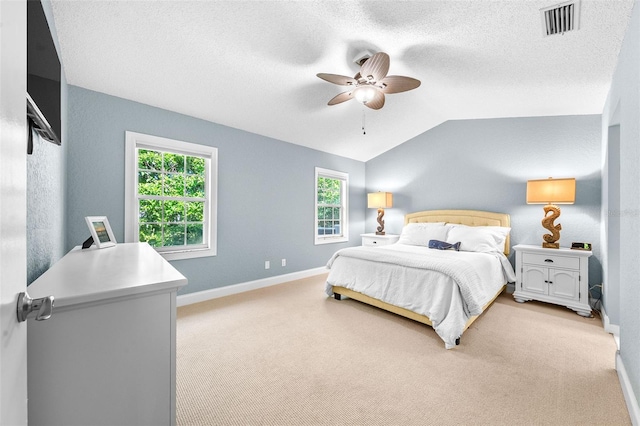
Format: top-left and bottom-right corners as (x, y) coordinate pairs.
(328, 90), (354, 105)
(317, 73), (357, 86)
(379, 76), (421, 94)
(364, 90), (385, 110)
(360, 52), (390, 82)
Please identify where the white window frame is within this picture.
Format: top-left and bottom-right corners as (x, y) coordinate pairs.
(125, 131), (218, 260)
(314, 167), (349, 245)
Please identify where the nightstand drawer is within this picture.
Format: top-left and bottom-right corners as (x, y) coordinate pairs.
(361, 233), (399, 247)
(522, 253), (579, 270)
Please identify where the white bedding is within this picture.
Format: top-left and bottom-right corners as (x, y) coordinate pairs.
(325, 243), (516, 349)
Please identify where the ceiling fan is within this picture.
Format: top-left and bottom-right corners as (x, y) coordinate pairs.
(317, 52), (421, 110)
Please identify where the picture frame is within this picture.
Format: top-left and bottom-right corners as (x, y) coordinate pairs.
(84, 216), (117, 249)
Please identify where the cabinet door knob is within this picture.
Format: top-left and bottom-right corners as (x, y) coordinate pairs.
(544, 259), (554, 263)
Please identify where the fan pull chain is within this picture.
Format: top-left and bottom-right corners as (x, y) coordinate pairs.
(362, 110), (366, 135)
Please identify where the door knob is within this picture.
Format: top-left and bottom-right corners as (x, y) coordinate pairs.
(17, 292), (54, 322)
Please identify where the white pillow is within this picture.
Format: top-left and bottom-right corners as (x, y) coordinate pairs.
(446, 225), (510, 253)
(397, 222), (448, 246)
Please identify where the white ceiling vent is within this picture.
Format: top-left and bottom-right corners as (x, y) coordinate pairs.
(541, 1), (581, 36)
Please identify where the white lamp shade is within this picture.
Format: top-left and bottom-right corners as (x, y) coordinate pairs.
(368, 192), (393, 208)
(526, 178), (575, 204)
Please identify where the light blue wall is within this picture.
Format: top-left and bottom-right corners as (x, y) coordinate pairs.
(603, 0), (640, 411)
(365, 116), (603, 290)
(66, 86), (365, 295)
(27, 0), (67, 284)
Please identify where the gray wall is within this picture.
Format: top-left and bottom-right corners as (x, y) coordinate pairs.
(365, 116), (603, 290)
(66, 86), (365, 295)
(602, 0), (640, 409)
(27, 0), (67, 284)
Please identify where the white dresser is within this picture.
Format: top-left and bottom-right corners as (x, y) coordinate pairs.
(361, 233), (400, 247)
(513, 244), (592, 317)
(27, 242), (187, 426)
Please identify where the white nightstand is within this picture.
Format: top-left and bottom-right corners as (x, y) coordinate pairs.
(361, 233), (399, 247)
(513, 244), (592, 317)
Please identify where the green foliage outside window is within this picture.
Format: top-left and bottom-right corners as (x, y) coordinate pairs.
(137, 149), (207, 248)
(317, 177), (342, 236)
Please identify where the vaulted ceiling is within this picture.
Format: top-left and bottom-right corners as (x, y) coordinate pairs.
(50, 0), (634, 161)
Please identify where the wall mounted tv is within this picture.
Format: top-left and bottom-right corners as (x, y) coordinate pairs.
(27, 0), (61, 150)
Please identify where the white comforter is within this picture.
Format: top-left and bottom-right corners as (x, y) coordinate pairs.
(325, 244), (516, 349)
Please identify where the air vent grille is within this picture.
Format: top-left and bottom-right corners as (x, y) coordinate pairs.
(541, 1), (580, 36)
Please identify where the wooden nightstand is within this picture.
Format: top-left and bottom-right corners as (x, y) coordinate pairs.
(360, 233), (399, 247)
(513, 244), (592, 317)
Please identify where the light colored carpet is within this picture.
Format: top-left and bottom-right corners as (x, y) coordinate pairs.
(176, 274), (630, 425)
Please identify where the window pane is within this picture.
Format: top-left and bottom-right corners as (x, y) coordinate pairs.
(138, 171), (162, 196)
(163, 224), (185, 246)
(185, 175), (205, 198)
(164, 173), (185, 197)
(187, 224), (204, 245)
(164, 201), (185, 223)
(139, 223), (162, 247)
(318, 221), (326, 235)
(186, 156), (205, 174)
(163, 153), (184, 173)
(186, 202), (204, 222)
(333, 207), (341, 220)
(318, 177), (341, 204)
(318, 207), (328, 220)
(138, 149), (162, 171)
(139, 199), (161, 223)
(333, 221), (341, 234)
(318, 220), (337, 235)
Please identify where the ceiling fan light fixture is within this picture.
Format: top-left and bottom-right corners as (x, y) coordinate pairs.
(354, 86), (377, 103)
(317, 52), (420, 110)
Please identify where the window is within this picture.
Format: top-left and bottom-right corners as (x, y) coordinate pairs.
(315, 167), (348, 244)
(125, 131), (217, 260)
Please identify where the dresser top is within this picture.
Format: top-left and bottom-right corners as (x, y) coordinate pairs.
(28, 242), (187, 309)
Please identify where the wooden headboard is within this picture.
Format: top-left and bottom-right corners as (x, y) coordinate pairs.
(404, 209), (511, 255)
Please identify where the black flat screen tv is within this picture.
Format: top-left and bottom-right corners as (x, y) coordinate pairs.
(27, 0), (61, 148)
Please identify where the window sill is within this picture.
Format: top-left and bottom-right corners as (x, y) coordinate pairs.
(314, 237), (348, 245)
(159, 248), (216, 261)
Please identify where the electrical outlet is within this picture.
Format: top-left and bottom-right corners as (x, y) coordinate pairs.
(281, 259), (286, 267)
(265, 261), (270, 269)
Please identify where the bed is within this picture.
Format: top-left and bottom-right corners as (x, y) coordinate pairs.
(325, 209), (516, 348)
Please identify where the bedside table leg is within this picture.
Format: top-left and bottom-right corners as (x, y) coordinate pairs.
(573, 308), (592, 318)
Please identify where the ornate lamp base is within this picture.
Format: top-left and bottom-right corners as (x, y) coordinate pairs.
(541, 204), (562, 249)
(376, 208), (386, 235)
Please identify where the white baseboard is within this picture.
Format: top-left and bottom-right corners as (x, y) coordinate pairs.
(601, 305), (621, 349)
(177, 267), (328, 307)
(616, 352), (640, 426)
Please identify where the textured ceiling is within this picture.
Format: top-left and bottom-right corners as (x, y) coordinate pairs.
(50, 0), (635, 161)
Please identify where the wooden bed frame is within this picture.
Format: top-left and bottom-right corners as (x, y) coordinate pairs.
(331, 209), (511, 344)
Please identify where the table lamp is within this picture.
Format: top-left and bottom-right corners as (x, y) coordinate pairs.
(526, 177), (575, 248)
(367, 192), (393, 235)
